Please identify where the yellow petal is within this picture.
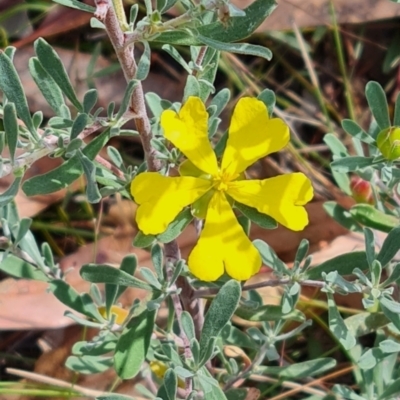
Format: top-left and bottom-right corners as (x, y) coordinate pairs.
(221, 97), (290, 178)
(188, 192), (261, 281)
(161, 97), (219, 176)
(131, 172), (212, 235)
(227, 173), (313, 231)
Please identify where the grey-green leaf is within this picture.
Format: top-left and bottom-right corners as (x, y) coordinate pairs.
(198, 35), (272, 60)
(199, 280), (241, 359)
(3, 102), (18, 163)
(327, 293), (356, 350)
(377, 226), (400, 267)
(29, 57), (66, 116)
(35, 38), (82, 111)
(365, 81), (390, 130)
(22, 129), (110, 196)
(80, 264), (152, 291)
(114, 310), (156, 379)
(306, 251), (368, 279)
(0, 254), (48, 281)
(136, 42), (151, 81)
(342, 119), (376, 145)
(0, 177), (22, 208)
(331, 156), (376, 173)
(71, 113), (89, 140)
(0, 50), (36, 138)
(235, 202), (277, 229)
(52, 0), (95, 12)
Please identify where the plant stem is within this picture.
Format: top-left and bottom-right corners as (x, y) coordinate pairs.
(97, 2), (205, 395)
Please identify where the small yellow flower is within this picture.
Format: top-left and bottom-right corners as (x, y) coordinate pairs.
(131, 97), (313, 281)
(98, 305), (128, 325)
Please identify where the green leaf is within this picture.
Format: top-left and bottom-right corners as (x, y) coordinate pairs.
(235, 304), (304, 322)
(394, 92), (400, 126)
(253, 239), (289, 275)
(0, 50), (37, 139)
(331, 156), (376, 173)
(3, 103), (18, 163)
(350, 204), (399, 233)
(29, 57), (66, 117)
(197, 367), (227, 399)
(72, 339), (116, 357)
(0, 254), (48, 281)
(97, 395), (135, 400)
(163, 369), (177, 400)
(80, 264), (152, 291)
(22, 128), (110, 196)
(71, 113), (89, 140)
(199, 49), (219, 101)
(133, 231), (156, 248)
(183, 75), (200, 101)
(66, 355), (112, 374)
(377, 226), (400, 267)
(151, 243), (164, 279)
(35, 38), (82, 111)
(198, 35), (273, 60)
(257, 358), (336, 378)
(380, 296), (400, 331)
(136, 42), (151, 81)
(78, 150), (102, 203)
(199, 281), (241, 360)
(114, 309), (156, 379)
(181, 311), (195, 342)
(342, 119), (376, 145)
(152, 0), (276, 45)
(258, 88), (276, 117)
(116, 79), (138, 119)
(324, 133), (351, 194)
(0, 177), (22, 208)
(83, 89), (98, 114)
(52, 0), (95, 12)
(327, 293), (356, 350)
(332, 385), (365, 400)
(198, 0), (276, 43)
(49, 279), (88, 315)
(380, 377), (400, 400)
(158, 208), (193, 243)
(306, 251), (368, 279)
(323, 201), (363, 232)
(235, 201), (277, 229)
(365, 81), (390, 130)
(345, 312), (389, 337)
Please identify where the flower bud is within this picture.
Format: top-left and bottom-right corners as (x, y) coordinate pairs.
(376, 126), (400, 161)
(350, 176), (374, 204)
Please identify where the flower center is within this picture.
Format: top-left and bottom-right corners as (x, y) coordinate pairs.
(213, 172), (230, 192)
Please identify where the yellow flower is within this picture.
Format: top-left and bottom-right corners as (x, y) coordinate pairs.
(131, 97), (313, 282)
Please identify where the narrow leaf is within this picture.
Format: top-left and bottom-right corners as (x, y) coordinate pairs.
(0, 177), (22, 207)
(35, 38), (82, 111)
(199, 281), (241, 359)
(306, 251), (368, 279)
(365, 81), (390, 130)
(80, 264), (152, 291)
(3, 102), (18, 163)
(198, 35), (272, 60)
(136, 41), (151, 81)
(29, 57), (66, 116)
(114, 310), (156, 379)
(0, 50), (36, 138)
(377, 226), (400, 267)
(52, 0), (95, 12)
(22, 129), (110, 195)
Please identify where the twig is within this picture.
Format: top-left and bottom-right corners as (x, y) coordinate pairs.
(193, 278), (326, 299)
(99, 3), (205, 396)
